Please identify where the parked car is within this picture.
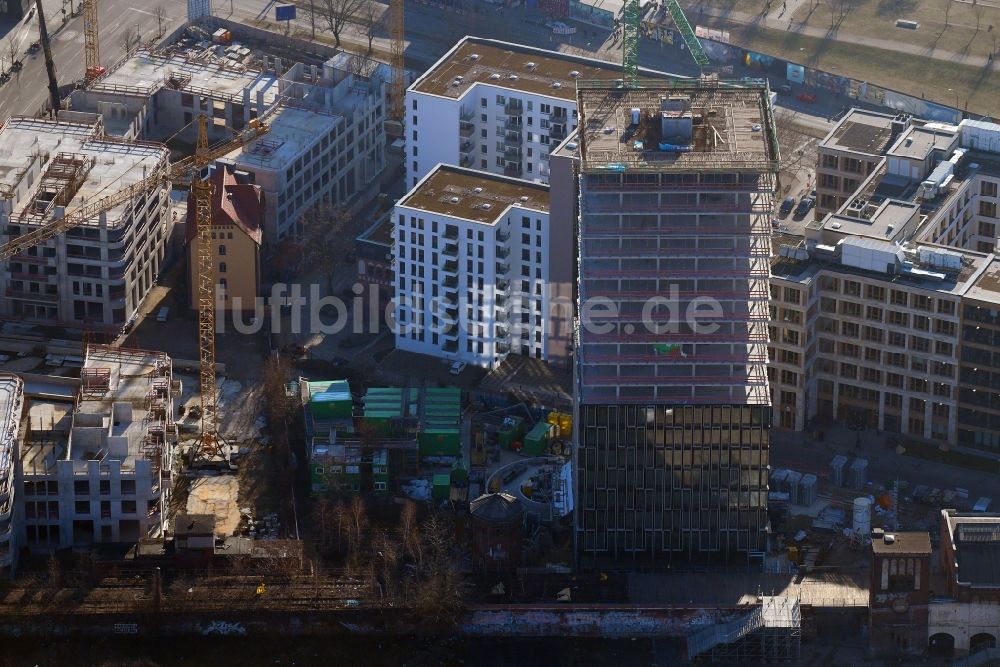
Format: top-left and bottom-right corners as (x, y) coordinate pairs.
(550, 21), (576, 34)
(779, 196), (796, 215)
(796, 92), (817, 103)
(777, 84), (793, 95)
(449, 360), (467, 376)
(11, 60), (23, 72)
(795, 197), (816, 216)
(27, 42), (41, 54)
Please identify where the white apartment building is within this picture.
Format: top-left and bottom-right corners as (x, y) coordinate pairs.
(406, 37), (630, 189)
(73, 45), (386, 241)
(394, 164), (565, 368)
(17, 345), (178, 551)
(0, 117), (171, 331)
(0, 374), (24, 576)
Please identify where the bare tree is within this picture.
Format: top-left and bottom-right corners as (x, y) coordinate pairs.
(944, 0), (952, 27)
(410, 512), (465, 629)
(315, 0), (366, 48)
(398, 499), (420, 565)
(8, 36), (19, 71)
(972, 0), (985, 34)
(300, 202), (352, 293)
(360, 0), (381, 55)
(154, 5), (166, 38)
(774, 111), (814, 197)
(121, 26), (140, 53)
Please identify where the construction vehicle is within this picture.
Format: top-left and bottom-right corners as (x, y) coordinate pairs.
(621, 0), (708, 86)
(0, 116), (268, 458)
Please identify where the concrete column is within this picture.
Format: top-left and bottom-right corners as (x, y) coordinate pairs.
(831, 379), (840, 421)
(924, 401), (933, 440)
(878, 390), (886, 431)
(901, 396), (911, 436)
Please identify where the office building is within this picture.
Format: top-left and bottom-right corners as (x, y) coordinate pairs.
(394, 164), (573, 368)
(769, 117), (1000, 456)
(73, 45), (386, 241)
(0, 117), (170, 331)
(573, 79), (780, 566)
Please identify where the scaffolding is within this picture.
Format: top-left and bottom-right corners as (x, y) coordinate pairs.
(687, 596), (802, 662)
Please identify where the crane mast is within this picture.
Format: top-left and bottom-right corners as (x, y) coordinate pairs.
(83, 0), (103, 83)
(193, 116), (221, 454)
(622, 0), (710, 86)
(387, 0), (405, 135)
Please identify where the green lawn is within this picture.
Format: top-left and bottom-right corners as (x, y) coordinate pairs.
(707, 18), (999, 115)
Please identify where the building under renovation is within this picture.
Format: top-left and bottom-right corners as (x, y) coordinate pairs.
(0, 117), (170, 331)
(573, 79), (779, 567)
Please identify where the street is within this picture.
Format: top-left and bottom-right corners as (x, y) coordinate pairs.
(0, 0), (184, 119)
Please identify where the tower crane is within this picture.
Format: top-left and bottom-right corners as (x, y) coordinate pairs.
(387, 0), (405, 137)
(83, 0), (105, 83)
(621, 0), (709, 86)
(0, 116), (268, 457)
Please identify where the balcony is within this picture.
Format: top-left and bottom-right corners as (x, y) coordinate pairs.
(503, 146), (522, 160)
(497, 342), (510, 354)
(6, 288), (58, 303)
(504, 130), (522, 143)
(503, 164), (522, 178)
(504, 101), (524, 116)
(496, 246), (510, 259)
(460, 154), (475, 168)
(549, 108), (568, 120)
(444, 340), (459, 353)
(504, 118), (523, 131)
(550, 125), (567, 141)
(459, 107), (475, 121)
(496, 294), (508, 308)
(496, 262), (510, 276)
(460, 140), (475, 155)
(459, 123), (475, 138)
(444, 275), (459, 289)
(444, 228), (459, 240)
(496, 325), (510, 339)
(443, 260), (458, 275)
(496, 278), (510, 292)
(443, 242), (458, 257)
(497, 229), (510, 242)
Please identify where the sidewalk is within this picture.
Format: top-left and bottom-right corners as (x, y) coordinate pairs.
(689, 2), (995, 69)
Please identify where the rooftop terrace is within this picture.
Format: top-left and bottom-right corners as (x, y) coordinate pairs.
(398, 165), (549, 224)
(411, 37), (632, 102)
(230, 104), (340, 170)
(820, 108), (896, 155)
(576, 79), (779, 173)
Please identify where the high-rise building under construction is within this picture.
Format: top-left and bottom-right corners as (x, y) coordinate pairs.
(573, 79), (779, 567)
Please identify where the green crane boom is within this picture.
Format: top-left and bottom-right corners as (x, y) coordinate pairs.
(664, 0), (710, 67)
(622, 0), (710, 86)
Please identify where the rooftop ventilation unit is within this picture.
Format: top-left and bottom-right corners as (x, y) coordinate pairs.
(473, 187), (483, 193)
(552, 82), (562, 89)
(449, 196), (460, 204)
(525, 61), (537, 70)
(509, 74), (518, 80)
(469, 53), (480, 61)
(569, 70), (580, 78)
(519, 196), (529, 202)
(489, 73), (501, 80)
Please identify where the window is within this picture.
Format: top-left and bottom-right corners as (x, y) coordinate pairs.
(75, 501), (89, 514)
(218, 244), (227, 256)
(74, 480), (89, 495)
(219, 262), (227, 273)
(99, 480), (111, 495)
(121, 480), (136, 495)
(121, 500), (137, 515)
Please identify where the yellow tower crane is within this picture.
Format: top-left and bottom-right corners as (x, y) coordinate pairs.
(387, 0), (405, 137)
(83, 0), (105, 83)
(0, 116), (268, 458)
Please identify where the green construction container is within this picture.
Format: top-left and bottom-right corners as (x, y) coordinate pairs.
(523, 422), (553, 456)
(419, 428), (461, 457)
(432, 474), (451, 501)
(450, 461), (469, 484)
(498, 416), (524, 450)
(308, 380), (353, 420)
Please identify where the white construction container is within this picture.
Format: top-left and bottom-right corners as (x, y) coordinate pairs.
(853, 497), (872, 539)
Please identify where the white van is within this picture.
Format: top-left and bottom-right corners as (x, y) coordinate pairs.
(156, 307), (170, 322)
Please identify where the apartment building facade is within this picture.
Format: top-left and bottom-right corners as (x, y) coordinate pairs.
(0, 117), (171, 331)
(394, 165), (572, 368)
(573, 81), (780, 567)
(406, 37), (637, 189)
(17, 346), (178, 551)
